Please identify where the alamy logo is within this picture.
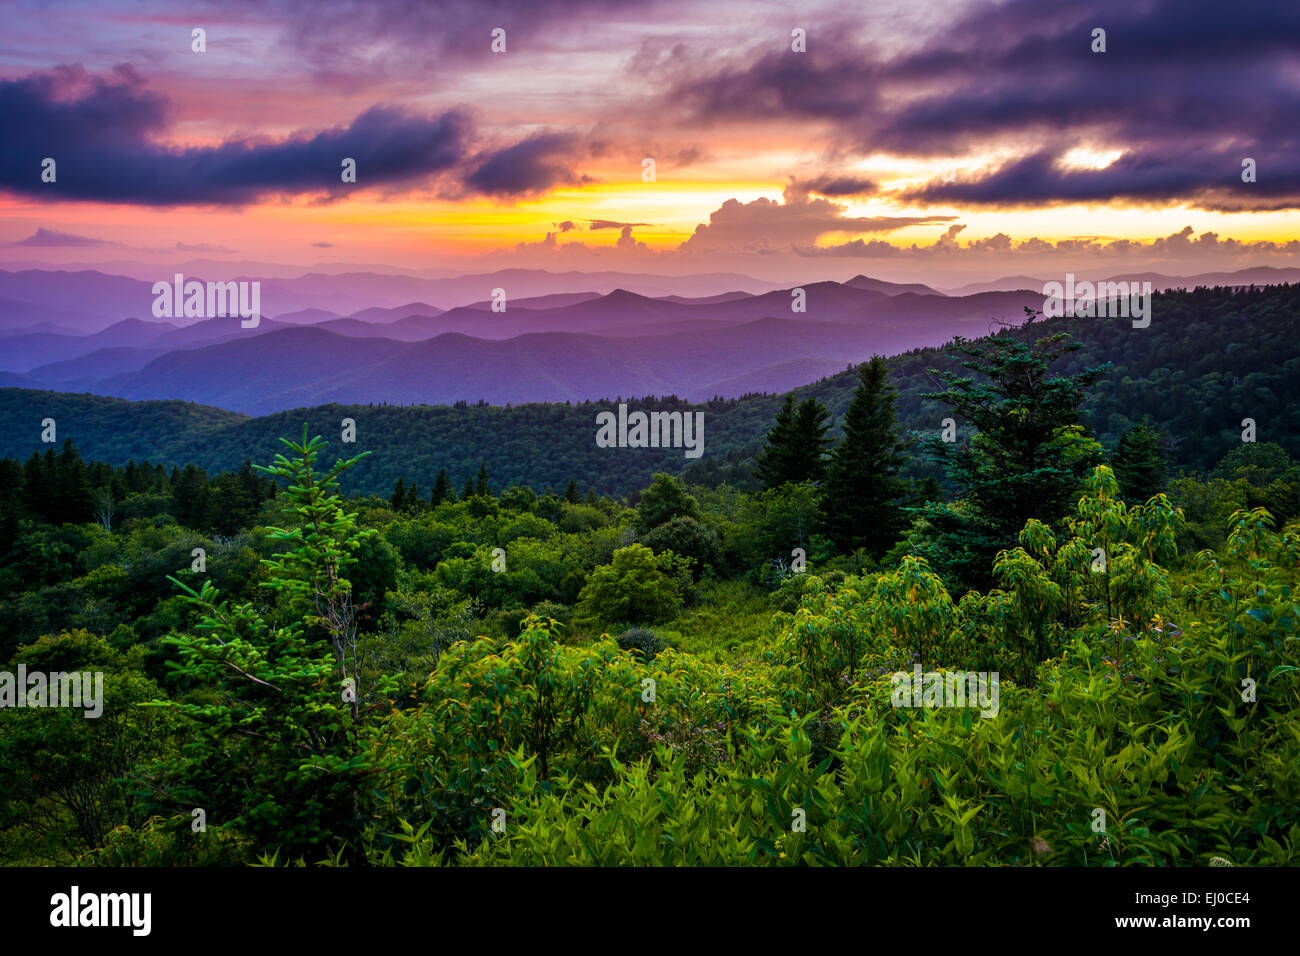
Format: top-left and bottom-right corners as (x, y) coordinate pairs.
(595, 402), (704, 459)
(891, 665), (1000, 718)
(1041, 273), (1152, 328)
(151, 273), (261, 328)
(50, 886), (151, 936)
(0, 666), (103, 718)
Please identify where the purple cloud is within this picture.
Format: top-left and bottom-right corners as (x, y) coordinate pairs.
(0, 66), (472, 205)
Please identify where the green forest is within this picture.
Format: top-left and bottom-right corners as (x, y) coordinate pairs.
(0, 286), (1297, 866)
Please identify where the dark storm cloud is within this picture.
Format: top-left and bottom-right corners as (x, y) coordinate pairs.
(0, 64), (601, 204)
(903, 148), (1300, 212)
(464, 132), (591, 197)
(789, 175), (878, 198)
(663, 0), (1300, 210)
(0, 66), (472, 205)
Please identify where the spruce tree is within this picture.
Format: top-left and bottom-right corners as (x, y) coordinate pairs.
(431, 468), (453, 506)
(821, 357), (909, 556)
(156, 429), (379, 858)
(755, 395), (832, 489)
(172, 464), (212, 531)
(1112, 422), (1165, 503)
(793, 397), (833, 483)
(389, 477), (407, 513)
(755, 395), (800, 489)
(918, 315), (1108, 590)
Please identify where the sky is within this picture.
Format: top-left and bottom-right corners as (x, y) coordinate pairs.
(1, 0), (1298, 285)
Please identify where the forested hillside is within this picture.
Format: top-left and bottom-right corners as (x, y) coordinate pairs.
(2, 285), (1295, 498)
(2, 287), (1298, 866)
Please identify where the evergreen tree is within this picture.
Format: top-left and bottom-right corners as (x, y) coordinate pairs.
(918, 315), (1108, 590)
(755, 395), (800, 489)
(211, 460), (264, 535)
(461, 473), (475, 500)
(793, 397), (833, 483)
(22, 450), (54, 523)
(821, 357), (909, 556)
(431, 468), (453, 506)
(564, 478), (580, 503)
(155, 429), (378, 858)
(756, 395), (833, 489)
(389, 477), (407, 513)
(1112, 422), (1166, 503)
(475, 462), (491, 498)
(172, 464), (212, 531)
(53, 440), (93, 524)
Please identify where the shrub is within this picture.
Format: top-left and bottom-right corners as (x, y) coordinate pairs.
(615, 626), (668, 659)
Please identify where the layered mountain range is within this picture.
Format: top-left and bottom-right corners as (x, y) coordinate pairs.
(1, 266), (1294, 416)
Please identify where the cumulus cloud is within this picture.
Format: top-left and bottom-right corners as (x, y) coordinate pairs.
(679, 187), (955, 254)
(793, 224), (1300, 265)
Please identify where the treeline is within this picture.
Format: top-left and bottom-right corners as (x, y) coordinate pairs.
(0, 441), (277, 537)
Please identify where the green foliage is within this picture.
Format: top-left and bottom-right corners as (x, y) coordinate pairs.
(635, 473), (703, 533)
(575, 544), (692, 628)
(0, 631), (185, 860)
(639, 514), (720, 578)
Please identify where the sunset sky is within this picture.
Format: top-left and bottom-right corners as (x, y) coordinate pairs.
(2, 0), (1297, 284)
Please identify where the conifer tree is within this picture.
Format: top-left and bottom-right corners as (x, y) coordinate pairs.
(821, 357), (909, 556)
(794, 397), (833, 483)
(755, 395), (800, 489)
(431, 468), (453, 506)
(1112, 422), (1165, 503)
(918, 315), (1108, 590)
(756, 395), (832, 489)
(155, 429), (380, 857)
